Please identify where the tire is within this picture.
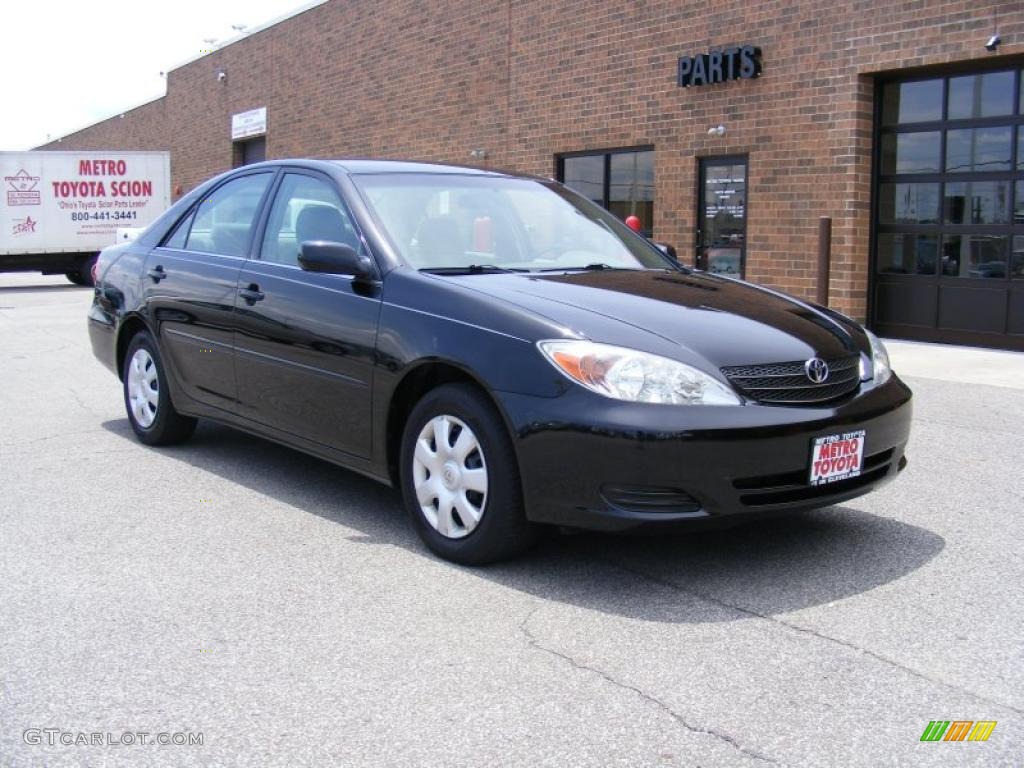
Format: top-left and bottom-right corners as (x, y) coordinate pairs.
(122, 330), (197, 446)
(400, 383), (539, 565)
(66, 256), (98, 287)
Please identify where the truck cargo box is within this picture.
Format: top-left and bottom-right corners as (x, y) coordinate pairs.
(1, 150), (170, 284)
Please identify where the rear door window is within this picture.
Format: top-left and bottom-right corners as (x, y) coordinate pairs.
(161, 211), (194, 250)
(185, 173), (273, 257)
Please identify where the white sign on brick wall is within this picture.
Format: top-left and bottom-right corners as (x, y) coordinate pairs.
(231, 107), (267, 140)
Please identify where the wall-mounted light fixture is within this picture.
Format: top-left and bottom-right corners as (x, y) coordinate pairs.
(707, 125), (726, 137)
(469, 149), (488, 160)
(216, 69), (227, 83)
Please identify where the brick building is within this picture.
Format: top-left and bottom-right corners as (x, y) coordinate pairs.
(41, 0), (1024, 349)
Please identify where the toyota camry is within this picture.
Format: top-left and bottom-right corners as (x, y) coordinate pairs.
(88, 159), (912, 564)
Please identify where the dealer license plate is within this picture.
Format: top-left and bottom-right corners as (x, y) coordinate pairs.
(809, 429), (866, 486)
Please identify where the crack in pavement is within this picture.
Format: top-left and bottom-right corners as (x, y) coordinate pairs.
(66, 386), (107, 419)
(594, 557), (1024, 717)
(519, 608), (785, 766)
(0, 428), (101, 450)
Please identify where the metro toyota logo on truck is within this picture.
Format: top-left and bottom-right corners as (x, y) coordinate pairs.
(51, 159), (155, 200)
(0, 150), (169, 286)
(4, 169), (41, 205)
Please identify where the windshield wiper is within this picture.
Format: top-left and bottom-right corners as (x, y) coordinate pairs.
(536, 263), (640, 272)
(420, 264), (528, 274)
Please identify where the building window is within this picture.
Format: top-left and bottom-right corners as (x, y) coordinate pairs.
(557, 148), (654, 237)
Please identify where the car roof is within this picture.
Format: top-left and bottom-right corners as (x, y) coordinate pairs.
(331, 159), (510, 176)
(233, 158), (547, 180)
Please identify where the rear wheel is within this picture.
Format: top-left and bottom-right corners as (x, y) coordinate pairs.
(400, 383), (539, 564)
(122, 331), (197, 445)
(65, 255), (97, 286)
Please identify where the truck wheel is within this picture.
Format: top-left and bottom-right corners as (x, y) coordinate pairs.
(123, 331), (197, 445)
(66, 255), (98, 286)
(400, 383), (539, 565)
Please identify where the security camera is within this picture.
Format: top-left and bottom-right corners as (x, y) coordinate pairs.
(216, 70), (227, 82)
(985, 34), (1001, 51)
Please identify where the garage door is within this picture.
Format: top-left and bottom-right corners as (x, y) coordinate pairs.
(872, 65), (1024, 350)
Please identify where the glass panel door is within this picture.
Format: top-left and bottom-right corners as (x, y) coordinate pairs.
(698, 157), (747, 276)
(872, 66), (1024, 348)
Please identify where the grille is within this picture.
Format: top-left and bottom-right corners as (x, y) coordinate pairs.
(721, 354), (861, 405)
(731, 448), (898, 507)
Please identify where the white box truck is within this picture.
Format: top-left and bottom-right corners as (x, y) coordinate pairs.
(1, 150), (170, 285)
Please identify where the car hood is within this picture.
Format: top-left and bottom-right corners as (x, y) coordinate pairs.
(440, 269), (864, 368)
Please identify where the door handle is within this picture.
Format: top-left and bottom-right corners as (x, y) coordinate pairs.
(147, 266), (166, 282)
(238, 284), (264, 303)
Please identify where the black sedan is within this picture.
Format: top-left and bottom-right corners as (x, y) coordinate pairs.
(89, 159), (912, 564)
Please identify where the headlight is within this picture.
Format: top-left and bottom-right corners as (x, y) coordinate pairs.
(538, 340), (741, 405)
(863, 329), (892, 385)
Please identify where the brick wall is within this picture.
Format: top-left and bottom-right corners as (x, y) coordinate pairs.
(40, 0), (1024, 321)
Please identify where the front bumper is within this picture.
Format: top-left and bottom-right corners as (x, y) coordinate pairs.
(498, 376), (913, 531)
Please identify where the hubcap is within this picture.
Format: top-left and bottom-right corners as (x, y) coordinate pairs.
(127, 348), (159, 428)
(411, 414), (488, 539)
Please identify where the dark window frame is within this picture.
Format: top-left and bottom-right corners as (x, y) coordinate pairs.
(555, 146), (655, 237)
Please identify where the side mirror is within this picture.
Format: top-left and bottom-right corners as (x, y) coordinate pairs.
(654, 242), (678, 261)
(298, 241), (376, 281)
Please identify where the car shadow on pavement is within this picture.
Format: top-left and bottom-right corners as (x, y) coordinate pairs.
(102, 418), (945, 624)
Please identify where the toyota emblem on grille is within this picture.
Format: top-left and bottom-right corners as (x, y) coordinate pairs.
(804, 358), (829, 384)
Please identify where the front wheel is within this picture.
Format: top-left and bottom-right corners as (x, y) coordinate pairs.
(122, 331), (197, 445)
(400, 383), (538, 565)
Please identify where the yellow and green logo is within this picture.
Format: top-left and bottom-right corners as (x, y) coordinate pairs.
(920, 721), (996, 742)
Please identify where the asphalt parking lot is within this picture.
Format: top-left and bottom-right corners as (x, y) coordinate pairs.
(1, 272), (1021, 767)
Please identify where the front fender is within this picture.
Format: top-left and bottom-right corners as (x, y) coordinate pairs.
(375, 269), (575, 398)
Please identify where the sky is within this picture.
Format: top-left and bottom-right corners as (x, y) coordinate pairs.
(0, 1), (324, 150)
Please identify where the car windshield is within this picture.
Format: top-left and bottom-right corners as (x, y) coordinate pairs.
(351, 173), (671, 272)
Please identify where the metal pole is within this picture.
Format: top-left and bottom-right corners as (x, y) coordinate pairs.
(817, 217), (832, 306)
